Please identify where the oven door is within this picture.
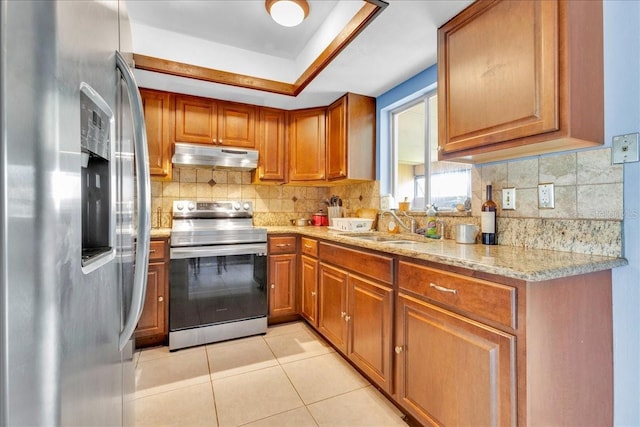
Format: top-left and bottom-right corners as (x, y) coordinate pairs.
(169, 243), (267, 335)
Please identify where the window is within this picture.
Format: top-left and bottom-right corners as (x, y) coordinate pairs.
(390, 90), (471, 211)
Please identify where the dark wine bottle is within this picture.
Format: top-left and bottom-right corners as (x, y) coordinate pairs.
(481, 184), (497, 245)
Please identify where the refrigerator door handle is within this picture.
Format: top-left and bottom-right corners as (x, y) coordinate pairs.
(116, 51), (151, 351)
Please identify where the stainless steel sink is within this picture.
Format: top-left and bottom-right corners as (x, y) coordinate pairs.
(344, 234), (420, 245)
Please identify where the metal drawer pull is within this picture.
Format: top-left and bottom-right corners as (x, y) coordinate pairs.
(149, 249), (157, 253)
(429, 283), (458, 295)
(158, 296), (164, 302)
(344, 315), (351, 322)
(395, 346), (403, 354)
(304, 244), (313, 249)
(341, 311), (346, 318)
(275, 243), (291, 247)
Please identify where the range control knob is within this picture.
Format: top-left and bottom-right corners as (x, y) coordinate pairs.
(233, 202), (241, 211)
(243, 202), (250, 211)
(176, 203), (184, 211)
(187, 202), (195, 211)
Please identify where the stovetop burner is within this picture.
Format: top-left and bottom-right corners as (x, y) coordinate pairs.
(170, 200), (266, 247)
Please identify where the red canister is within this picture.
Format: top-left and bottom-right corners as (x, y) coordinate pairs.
(311, 212), (328, 226)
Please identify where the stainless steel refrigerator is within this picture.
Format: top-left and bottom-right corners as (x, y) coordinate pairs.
(0, 1), (151, 425)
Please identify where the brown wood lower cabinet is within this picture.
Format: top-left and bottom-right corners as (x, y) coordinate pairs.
(348, 274), (393, 394)
(300, 254), (318, 326)
(267, 235), (298, 323)
(318, 263), (348, 353)
(395, 292), (516, 426)
(317, 242), (394, 394)
(135, 237), (169, 348)
(287, 236), (613, 426)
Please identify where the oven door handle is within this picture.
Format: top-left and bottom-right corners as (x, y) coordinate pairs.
(170, 243), (267, 259)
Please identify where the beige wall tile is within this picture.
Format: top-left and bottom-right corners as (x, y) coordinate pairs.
(255, 198), (269, 212)
(269, 186), (283, 199)
(179, 183), (197, 198)
(540, 152), (577, 185)
(577, 148), (623, 184)
(212, 170), (228, 184)
(196, 183), (212, 199)
(577, 183), (623, 219)
(180, 168), (196, 183)
(211, 185), (227, 199)
(196, 169), (212, 183)
(162, 182), (180, 198)
(228, 171), (243, 184)
(241, 185), (257, 199)
(507, 158), (538, 188)
(481, 163), (508, 190)
(227, 184), (242, 198)
(269, 199), (282, 212)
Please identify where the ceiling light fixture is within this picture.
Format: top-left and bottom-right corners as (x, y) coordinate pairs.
(265, 0), (309, 27)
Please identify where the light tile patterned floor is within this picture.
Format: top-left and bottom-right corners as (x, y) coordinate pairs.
(134, 321), (408, 427)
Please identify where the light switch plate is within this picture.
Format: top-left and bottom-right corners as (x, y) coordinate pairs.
(612, 133), (639, 164)
(502, 188), (516, 210)
(538, 183), (555, 209)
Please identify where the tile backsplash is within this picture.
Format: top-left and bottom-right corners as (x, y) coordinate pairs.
(151, 168), (380, 228)
(152, 147), (623, 257)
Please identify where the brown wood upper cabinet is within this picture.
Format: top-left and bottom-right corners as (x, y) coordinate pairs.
(438, 0), (603, 163)
(254, 107), (287, 183)
(288, 107), (327, 182)
(140, 89), (172, 179)
(175, 94), (257, 148)
(326, 93), (375, 181)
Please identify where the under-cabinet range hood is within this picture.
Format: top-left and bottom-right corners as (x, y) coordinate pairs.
(172, 142), (259, 171)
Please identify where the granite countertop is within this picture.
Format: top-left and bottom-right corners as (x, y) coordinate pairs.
(265, 226), (628, 282)
(150, 228), (171, 238)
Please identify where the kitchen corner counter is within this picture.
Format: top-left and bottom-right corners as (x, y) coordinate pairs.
(150, 228), (171, 239)
(265, 226), (628, 282)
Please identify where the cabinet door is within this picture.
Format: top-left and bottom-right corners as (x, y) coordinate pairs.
(300, 255), (318, 327)
(347, 275), (393, 393)
(438, 0), (603, 162)
(268, 253), (297, 319)
(141, 89), (172, 178)
(326, 96), (347, 180)
(175, 95), (217, 143)
(135, 262), (166, 340)
(256, 107), (286, 182)
(396, 293), (516, 427)
(218, 101), (256, 148)
(318, 263), (348, 353)
(289, 108), (326, 181)
(439, 0), (558, 154)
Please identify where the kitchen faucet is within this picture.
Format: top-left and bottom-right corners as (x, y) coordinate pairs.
(381, 210), (416, 233)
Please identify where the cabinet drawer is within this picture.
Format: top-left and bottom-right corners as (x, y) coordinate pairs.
(319, 242), (393, 285)
(269, 236), (297, 254)
(149, 240), (166, 262)
(300, 237), (318, 257)
(398, 261), (516, 330)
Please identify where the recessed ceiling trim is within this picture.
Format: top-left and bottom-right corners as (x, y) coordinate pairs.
(132, 0), (387, 97)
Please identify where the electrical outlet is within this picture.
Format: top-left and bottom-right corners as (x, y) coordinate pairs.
(538, 183), (555, 209)
(502, 188), (516, 210)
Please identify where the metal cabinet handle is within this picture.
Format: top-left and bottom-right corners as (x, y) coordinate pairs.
(429, 282), (458, 295)
(341, 311), (346, 318)
(271, 284), (275, 289)
(395, 346), (403, 354)
(344, 315), (351, 322)
(158, 296), (164, 302)
(311, 291), (316, 296)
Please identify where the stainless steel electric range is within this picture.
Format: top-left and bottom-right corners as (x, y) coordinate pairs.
(169, 200), (267, 351)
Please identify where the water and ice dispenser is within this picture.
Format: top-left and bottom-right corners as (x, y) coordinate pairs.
(80, 83), (115, 272)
